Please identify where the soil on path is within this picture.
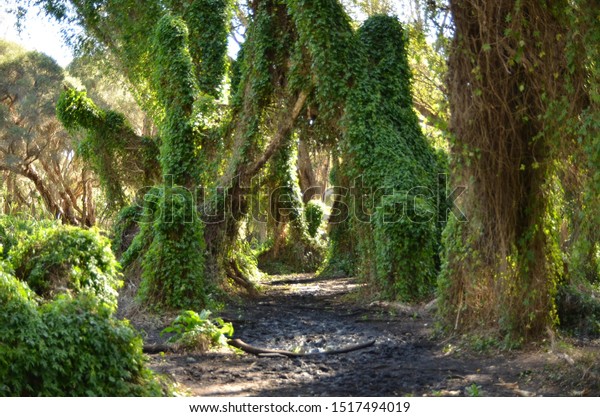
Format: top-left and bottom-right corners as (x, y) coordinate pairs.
(142, 274), (600, 396)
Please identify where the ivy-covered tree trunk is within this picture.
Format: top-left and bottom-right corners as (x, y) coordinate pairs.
(440, 0), (588, 340)
(133, 15), (208, 309)
(258, 131), (324, 272)
(342, 16), (440, 301)
(55, 0), (231, 309)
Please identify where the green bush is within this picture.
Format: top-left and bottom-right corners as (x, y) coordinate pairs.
(38, 295), (163, 396)
(0, 216), (55, 258)
(305, 200), (325, 238)
(0, 262), (46, 396)
(162, 309), (234, 352)
(0, 266), (163, 396)
(9, 224), (122, 310)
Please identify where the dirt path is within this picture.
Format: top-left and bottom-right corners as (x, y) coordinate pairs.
(146, 274), (599, 396)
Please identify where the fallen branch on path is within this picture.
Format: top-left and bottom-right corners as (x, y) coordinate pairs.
(227, 338), (375, 357)
(144, 338), (375, 356)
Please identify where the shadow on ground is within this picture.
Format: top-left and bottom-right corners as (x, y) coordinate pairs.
(142, 274), (600, 397)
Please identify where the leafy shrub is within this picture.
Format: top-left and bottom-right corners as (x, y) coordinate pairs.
(9, 224), (122, 310)
(0, 216), (55, 258)
(0, 267), (163, 396)
(39, 295), (163, 396)
(0, 262), (45, 396)
(305, 200), (325, 238)
(162, 310), (234, 352)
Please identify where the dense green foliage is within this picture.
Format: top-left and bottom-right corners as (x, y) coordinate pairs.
(287, 0), (355, 125)
(13, 0), (598, 345)
(305, 200), (325, 238)
(37, 294), (162, 396)
(162, 309), (234, 351)
(0, 261), (44, 396)
(343, 16), (440, 300)
(0, 216), (55, 257)
(152, 14), (201, 186)
(137, 187), (208, 309)
(1, 217), (122, 308)
(9, 223), (122, 309)
(0, 221), (162, 396)
(182, 0), (232, 97)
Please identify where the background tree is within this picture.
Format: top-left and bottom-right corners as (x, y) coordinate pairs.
(0, 40), (95, 225)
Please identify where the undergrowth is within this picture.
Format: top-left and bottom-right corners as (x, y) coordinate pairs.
(0, 216), (168, 396)
(161, 310), (234, 352)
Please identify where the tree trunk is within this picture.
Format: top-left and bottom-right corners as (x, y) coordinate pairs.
(297, 138), (320, 203)
(441, 0), (588, 340)
(21, 164), (79, 225)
